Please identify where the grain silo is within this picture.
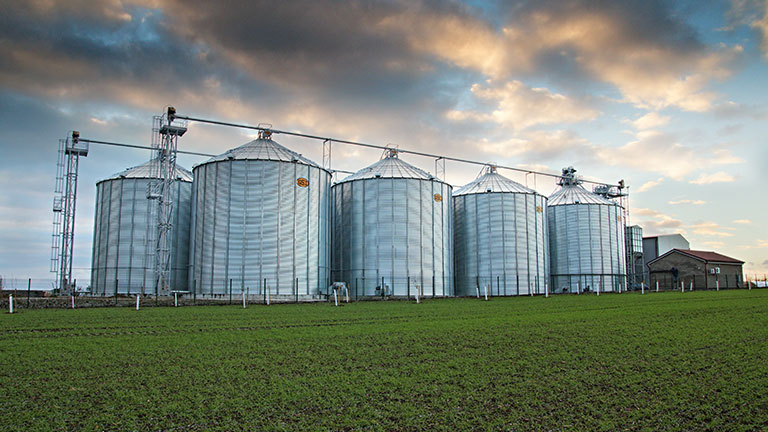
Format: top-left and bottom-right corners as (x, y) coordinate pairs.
(332, 148), (453, 298)
(189, 131), (331, 297)
(453, 166), (548, 296)
(548, 167), (626, 293)
(90, 159), (193, 295)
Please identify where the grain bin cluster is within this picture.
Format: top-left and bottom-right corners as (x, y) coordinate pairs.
(90, 134), (628, 298)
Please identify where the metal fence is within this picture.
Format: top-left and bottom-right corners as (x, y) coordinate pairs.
(2, 273), (767, 309)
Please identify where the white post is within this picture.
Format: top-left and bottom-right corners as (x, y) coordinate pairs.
(136, 295), (140, 311)
(681, 281), (684, 293)
(577, 281), (580, 294)
(8, 295), (13, 314)
(242, 290), (246, 309)
(656, 281), (659, 293)
(333, 289), (338, 307)
(597, 283), (600, 296)
(71, 295), (75, 309)
(716, 280), (719, 291)
(266, 287), (270, 305)
(416, 285), (420, 304)
(690, 280), (693, 292)
(641, 282), (645, 295)
(345, 286), (350, 303)
(484, 285), (488, 301)
(530, 284), (533, 296)
(475, 286), (480, 298)
(174, 292), (178, 307)
(545, 283), (549, 298)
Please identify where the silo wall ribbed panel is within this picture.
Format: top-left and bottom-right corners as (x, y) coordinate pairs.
(189, 159), (330, 296)
(90, 176), (192, 295)
(453, 193), (548, 296)
(548, 203), (626, 293)
(332, 178), (453, 297)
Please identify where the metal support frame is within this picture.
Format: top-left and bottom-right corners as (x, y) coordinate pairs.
(51, 131), (88, 294)
(322, 139), (332, 171)
(146, 107), (187, 295)
(435, 157), (445, 181)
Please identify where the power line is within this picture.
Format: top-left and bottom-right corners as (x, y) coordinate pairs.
(174, 114), (622, 187)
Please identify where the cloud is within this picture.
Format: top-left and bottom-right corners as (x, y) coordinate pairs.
(633, 207), (683, 235)
(630, 112), (671, 130)
(691, 221), (734, 237)
(598, 131), (743, 180)
(733, 219), (752, 224)
(689, 171), (737, 184)
(668, 199), (707, 205)
(702, 241), (725, 248)
(637, 177), (664, 192)
(752, 0), (768, 59)
(447, 81), (599, 130)
(477, 129), (594, 161)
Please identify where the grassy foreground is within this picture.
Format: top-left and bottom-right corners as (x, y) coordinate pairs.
(1, 290), (767, 431)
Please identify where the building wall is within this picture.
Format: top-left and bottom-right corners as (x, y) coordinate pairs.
(658, 235), (690, 255)
(648, 252), (742, 289)
(642, 234), (689, 270)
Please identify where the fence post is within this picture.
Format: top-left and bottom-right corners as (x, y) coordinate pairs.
(545, 282), (549, 298)
(484, 285), (488, 301)
(174, 292), (178, 307)
(229, 279), (232, 305)
(641, 281), (645, 295)
(8, 295), (13, 314)
(136, 294), (140, 311)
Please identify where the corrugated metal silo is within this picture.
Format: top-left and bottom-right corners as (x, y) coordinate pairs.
(90, 160), (193, 295)
(453, 166), (548, 296)
(332, 149), (453, 297)
(189, 132), (331, 297)
(548, 167), (626, 293)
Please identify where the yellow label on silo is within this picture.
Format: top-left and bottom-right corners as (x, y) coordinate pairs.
(296, 177), (309, 187)
(434, 193), (442, 202)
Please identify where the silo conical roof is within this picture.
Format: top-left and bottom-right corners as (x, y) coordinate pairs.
(548, 166), (616, 206)
(102, 159), (193, 182)
(202, 136), (322, 168)
(453, 166), (537, 196)
(337, 149), (438, 183)
(548, 184), (616, 205)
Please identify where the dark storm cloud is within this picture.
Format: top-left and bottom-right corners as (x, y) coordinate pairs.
(156, 0), (484, 108)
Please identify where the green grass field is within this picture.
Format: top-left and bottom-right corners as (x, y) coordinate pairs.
(1, 290), (767, 431)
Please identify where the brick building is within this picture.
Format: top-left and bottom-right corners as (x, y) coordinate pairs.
(647, 249), (744, 290)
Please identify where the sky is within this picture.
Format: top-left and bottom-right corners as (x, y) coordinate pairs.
(1, 0), (767, 287)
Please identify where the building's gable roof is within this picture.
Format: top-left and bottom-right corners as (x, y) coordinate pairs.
(647, 248), (744, 266)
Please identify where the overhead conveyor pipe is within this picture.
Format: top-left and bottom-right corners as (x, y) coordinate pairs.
(173, 114), (622, 188)
(76, 138), (355, 174)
